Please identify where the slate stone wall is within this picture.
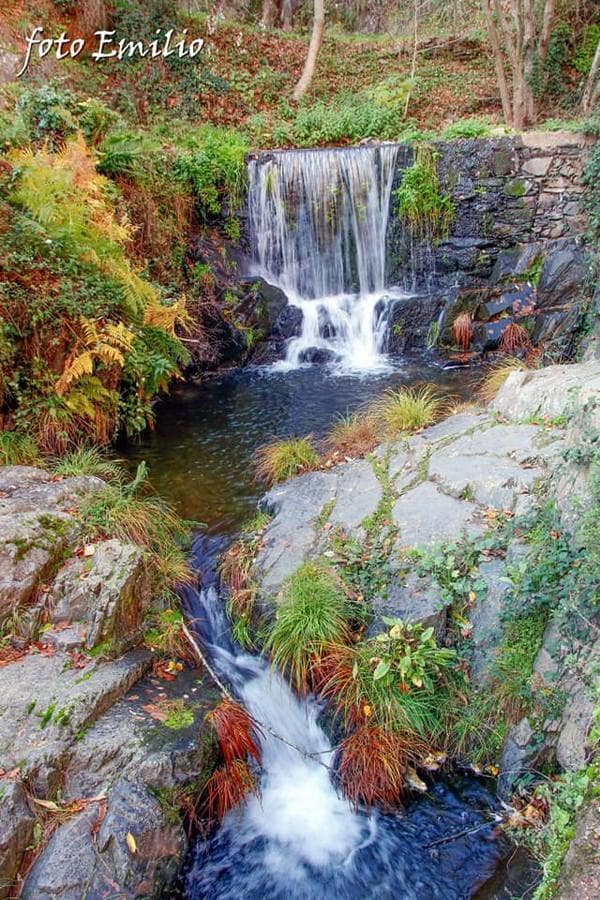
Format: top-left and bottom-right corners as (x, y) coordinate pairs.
(387, 131), (594, 356)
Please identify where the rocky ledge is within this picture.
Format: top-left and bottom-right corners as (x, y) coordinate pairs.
(0, 468), (216, 899)
(254, 357), (600, 887)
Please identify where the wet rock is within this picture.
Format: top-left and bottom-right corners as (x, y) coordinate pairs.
(368, 572), (446, 639)
(298, 347), (338, 365)
(493, 361), (600, 421)
(537, 242), (587, 307)
(0, 782), (35, 899)
(257, 471), (338, 595)
(272, 304), (303, 340)
(392, 482), (482, 548)
(21, 805), (99, 900)
(49, 539), (152, 654)
(236, 276), (288, 333)
(472, 318), (513, 351)
(91, 780), (186, 898)
(328, 459), (382, 535)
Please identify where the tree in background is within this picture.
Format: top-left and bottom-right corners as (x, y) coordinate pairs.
(581, 35), (600, 112)
(481, 0), (557, 129)
(293, 0), (325, 100)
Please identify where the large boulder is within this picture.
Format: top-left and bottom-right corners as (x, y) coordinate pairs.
(392, 481), (482, 548)
(48, 539), (152, 654)
(493, 361), (600, 421)
(0, 468), (105, 626)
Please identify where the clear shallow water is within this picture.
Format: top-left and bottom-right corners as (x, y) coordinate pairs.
(122, 360), (478, 532)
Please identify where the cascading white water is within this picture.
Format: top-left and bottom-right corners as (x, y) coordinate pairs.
(182, 535), (510, 900)
(247, 145), (405, 371)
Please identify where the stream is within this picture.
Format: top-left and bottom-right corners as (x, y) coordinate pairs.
(123, 143), (537, 897)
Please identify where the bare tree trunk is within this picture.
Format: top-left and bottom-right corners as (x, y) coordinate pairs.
(293, 0), (325, 101)
(481, 0), (514, 126)
(581, 38), (600, 113)
(482, 0), (556, 130)
(403, 0), (418, 119)
(281, 0), (294, 31)
(261, 0), (278, 27)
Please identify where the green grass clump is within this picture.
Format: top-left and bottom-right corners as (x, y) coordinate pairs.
(51, 446), (125, 482)
(0, 432), (41, 466)
(265, 560), (352, 692)
(394, 144), (455, 238)
(254, 436), (320, 486)
(372, 385), (443, 437)
(77, 461), (191, 593)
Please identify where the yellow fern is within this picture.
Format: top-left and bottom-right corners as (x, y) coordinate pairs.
(55, 350), (94, 394)
(144, 295), (192, 335)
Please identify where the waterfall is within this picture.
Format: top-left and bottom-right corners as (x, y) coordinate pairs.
(247, 145), (405, 371)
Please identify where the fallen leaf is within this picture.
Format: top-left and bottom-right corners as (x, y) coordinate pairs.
(83, 544), (96, 557)
(126, 832), (137, 854)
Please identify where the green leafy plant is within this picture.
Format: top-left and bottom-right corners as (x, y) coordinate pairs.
(394, 145), (455, 238)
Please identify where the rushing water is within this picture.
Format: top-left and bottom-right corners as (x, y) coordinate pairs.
(247, 145), (407, 370)
(178, 536), (533, 900)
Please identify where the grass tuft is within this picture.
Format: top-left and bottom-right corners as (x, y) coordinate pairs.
(265, 560), (352, 693)
(372, 385), (444, 437)
(499, 322), (533, 355)
(202, 759), (257, 823)
(0, 431), (41, 466)
(254, 436), (320, 486)
(337, 725), (414, 811)
(452, 312), (473, 351)
(206, 698), (262, 765)
(478, 357), (530, 403)
(324, 411), (379, 459)
(51, 446), (125, 482)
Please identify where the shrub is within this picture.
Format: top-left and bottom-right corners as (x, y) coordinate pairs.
(265, 560), (352, 692)
(441, 118), (493, 140)
(292, 94), (404, 146)
(319, 619), (456, 736)
(372, 385), (443, 436)
(394, 145), (455, 239)
(254, 436), (320, 486)
(173, 127), (248, 216)
(478, 357), (530, 403)
(324, 411), (379, 459)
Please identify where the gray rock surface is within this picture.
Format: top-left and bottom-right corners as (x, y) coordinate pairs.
(49, 539), (151, 653)
(393, 482), (481, 547)
(429, 452), (539, 509)
(257, 471), (338, 595)
(328, 459), (382, 534)
(498, 717), (536, 800)
(468, 558), (510, 685)
(493, 361), (600, 421)
(0, 781), (35, 899)
(369, 572), (446, 638)
(0, 467), (104, 624)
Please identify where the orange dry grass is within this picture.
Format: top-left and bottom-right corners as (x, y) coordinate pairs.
(499, 322), (532, 355)
(452, 312), (473, 351)
(324, 412), (379, 459)
(337, 725), (409, 811)
(203, 759), (258, 822)
(206, 699), (262, 765)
